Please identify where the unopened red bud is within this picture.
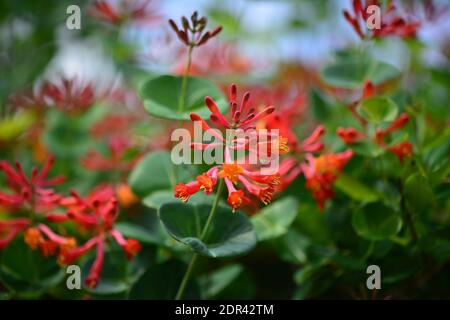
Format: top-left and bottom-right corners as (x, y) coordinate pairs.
(182, 16), (190, 30)
(168, 19), (179, 33)
(363, 80), (374, 98)
(178, 30), (189, 45)
(197, 31), (211, 46)
(198, 17), (207, 26)
(230, 84), (237, 102)
(210, 26), (222, 37)
(191, 11), (198, 24)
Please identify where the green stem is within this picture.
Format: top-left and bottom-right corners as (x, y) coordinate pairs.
(175, 179), (225, 300)
(200, 179), (224, 240)
(178, 45), (194, 113)
(400, 181), (418, 243)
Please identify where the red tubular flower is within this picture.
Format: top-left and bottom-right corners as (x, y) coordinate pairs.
(57, 185), (141, 288)
(301, 125), (325, 153)
(174, 182), (200, 203)
(301, 150), (353, 210)
(111, 229), (142, 260)
(388, 141), (413, 162)
(363, 80), (375, 99)
(23, 224), (76, 257)
(337, 127), (365, 144)
(192, 84), (275, 131)
(373, 113), (410, 147)
(85, 237), (104, 288)
(383, 112), (409, 135)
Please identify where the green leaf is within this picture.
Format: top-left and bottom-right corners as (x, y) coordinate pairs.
(0, 236), (65, 298)
(251, 197), (299, 241)
(116, 207), (186, 251)
(404, 173), (435, 213)
(272, 230), (310, 265)
(199, 264), (244, 298)
(115, 222), (163, 246)
(140, 75), (227, 120)
(321, 59), (400, 89)
(129, 260), (200, 299)
(143, 189), (215, 209)
(44, 106), (106, 159)
(309, 89), (332, 122)
(335, 173), (379, 203)
(128, 151), (193, 198)
(159, 203), (257, 258)
(357, 97), (398, 123)
(352, 202), (402, 240)
(83, 243), (154, 296)
(321, 60), (368, 88)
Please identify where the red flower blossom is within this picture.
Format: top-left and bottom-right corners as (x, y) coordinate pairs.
(88, 0), (160, 26)
(24, 224), (77, 257)
(0, 158), (76, 252)
(0, 157), (63, 214)
(301, 150), (353, 210)
(343, 0), (420, 39)
(192, 84), (275, 131)
(56, 185), (141, 288)
(174, 84), (282, 212)
(260, 89), (306, 152)
(9, 78), (98, 113)
(337, 127), (365, 144)
(388, 141), (413, 162)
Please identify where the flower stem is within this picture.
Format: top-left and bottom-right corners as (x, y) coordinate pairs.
(178, 45), (194, 113)
(175, 179), (224, 300)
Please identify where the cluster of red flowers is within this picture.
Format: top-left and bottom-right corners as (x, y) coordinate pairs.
(343, 0), (420, 39)
(88, 0), (161, 26)
(0, 157), (141, 288)
(9, 77), (98, 113)
(174, 84), (282, 212)
(54, 185), (141, 288)
(174, 43), (252, 77)
(336, 81), (413, 162)
(251, 87), (354, 210)
(173, 83), (354, 211)
(276, 127), (353, 210)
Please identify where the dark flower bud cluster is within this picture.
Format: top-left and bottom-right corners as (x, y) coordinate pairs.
(169, 11), (222, 47)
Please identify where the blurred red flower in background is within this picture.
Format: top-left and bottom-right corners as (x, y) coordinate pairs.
(55, 185), (141, 288)
(343, 0), (420, 39)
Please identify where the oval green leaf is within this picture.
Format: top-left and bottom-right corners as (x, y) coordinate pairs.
(335, 173), (379, 203)
(357, 97), (398, 123)
(352, 202), (402, 240)
(128, 151), (194, 197)
(251, 197), (299, 241)
(140, 75), (227, 120)
(159, 202), (257, 258)
(321, 60), (400, 89)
